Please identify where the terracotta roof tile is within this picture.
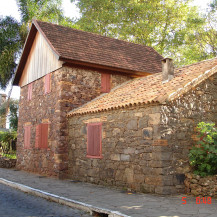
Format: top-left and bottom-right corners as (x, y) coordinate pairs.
(68, 58), (217, 116)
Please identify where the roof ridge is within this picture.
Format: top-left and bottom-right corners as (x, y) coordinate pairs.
(177, 57), (217, 71)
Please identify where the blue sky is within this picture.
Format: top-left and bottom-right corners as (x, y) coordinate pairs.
(0, 0), (213, 99)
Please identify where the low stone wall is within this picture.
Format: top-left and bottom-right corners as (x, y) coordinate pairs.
(0, 157), (16, 168)
(185, 173), (217, 197)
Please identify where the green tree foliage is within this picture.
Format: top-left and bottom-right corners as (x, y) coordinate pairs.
(189, 122), (217, 177)
(0, 16), (23, 89)
(0, 131), (17, 154)
(16, 0), (74, 27)
(0, 99), (19, 131)
(71, 0), (216, 66)
(0, 0), (75, 88)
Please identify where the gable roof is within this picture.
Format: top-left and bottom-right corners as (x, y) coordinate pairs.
(13, 20), (163, 85)
(67, 57), (217, 116)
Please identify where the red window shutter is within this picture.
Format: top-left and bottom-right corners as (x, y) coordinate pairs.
(45, 74), (51, 94)
(24, 126), (31, 149)
(93, 124), (101, 156)
(41, 123), (49, 149)
(87, 124), (94, 156)
(28, 83), (32, 100)
(35, 124), (41, 148)
(87, 123), (102, 158)
(101, 73), (111, 93)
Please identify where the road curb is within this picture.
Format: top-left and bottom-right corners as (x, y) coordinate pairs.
(0, 178), (130, 217)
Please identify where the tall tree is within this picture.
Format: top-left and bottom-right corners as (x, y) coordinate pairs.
(17, 0), (65, 27)
(0, 16), (23, 89)
(0, 0), (75, 89)
(71, 0), (210, 66)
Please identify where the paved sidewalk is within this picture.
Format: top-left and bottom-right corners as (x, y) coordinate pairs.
(0, 168), (216, 217)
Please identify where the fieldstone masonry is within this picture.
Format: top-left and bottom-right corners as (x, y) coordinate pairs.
(68, 73), (217, 194)
(185, 173), (217, 197)
(16, 66), (130, 178)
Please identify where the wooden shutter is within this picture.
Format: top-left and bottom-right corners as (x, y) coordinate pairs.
(101, 73), (111, 93)
(35, 124), (41, 148)
(87, 123), (102, 158)
(24, 125), (31, 149)
(45, 74), (51, 94)
(35, 123), (49, 149)
(41, 123), (49, 149)
(87, 124), (94, 156)
(28, 83), (32, 100)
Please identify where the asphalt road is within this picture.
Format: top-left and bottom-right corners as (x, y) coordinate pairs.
(0, 183), (91, 217)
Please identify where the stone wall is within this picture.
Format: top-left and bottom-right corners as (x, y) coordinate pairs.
(68, 104), (175, 194)
(0, 157), (16, 168)
(16, 66), (131, 178)
(68, 73), (217, 194)
(160, 73), (217, 193)
(185, 173), (217, 197)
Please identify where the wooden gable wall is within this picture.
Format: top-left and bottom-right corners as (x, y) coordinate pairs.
(19, 31), (63, 87)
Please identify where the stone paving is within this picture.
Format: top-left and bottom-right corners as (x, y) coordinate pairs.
(0, 168), (216, 217)
(0, 183), (91, 217)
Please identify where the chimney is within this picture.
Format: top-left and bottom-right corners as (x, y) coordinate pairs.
(162, 58), (174, 83)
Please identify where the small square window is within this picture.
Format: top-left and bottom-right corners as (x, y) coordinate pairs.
(101, 73), (111, 93)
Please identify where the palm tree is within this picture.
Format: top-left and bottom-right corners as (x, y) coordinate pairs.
(0, 0), (73, 89)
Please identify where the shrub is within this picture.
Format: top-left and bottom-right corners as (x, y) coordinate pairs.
(0, 131), (17, 154)
(189, 122), (217, 177)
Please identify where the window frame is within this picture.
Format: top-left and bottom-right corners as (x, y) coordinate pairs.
(86, 122), (102, 159)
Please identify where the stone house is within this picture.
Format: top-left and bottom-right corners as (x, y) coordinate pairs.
(13, 20), (217, 194)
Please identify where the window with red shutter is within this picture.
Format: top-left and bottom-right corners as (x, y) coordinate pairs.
(87, 123), (102, 158)
(27, 83), (32, 100)
(44, 74), (51, 94)
(101, 73), (111, 93)
(35, 123), (49, 149)
(24, 125), (31, 149)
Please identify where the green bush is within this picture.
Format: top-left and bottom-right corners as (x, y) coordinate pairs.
(0, 131), (17, 154)
(189, 122), (217, 177)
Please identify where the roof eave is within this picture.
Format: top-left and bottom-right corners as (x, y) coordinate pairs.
(60, 57), (152, 77)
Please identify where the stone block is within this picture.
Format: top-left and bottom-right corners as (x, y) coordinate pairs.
(138, 116), (148, 128)
(134, 174), (145, 183)
(134, 112), (143, 117)
(142, 127), (153, 139)
(111, 154), (120, 161)
(123, 148), (135, 154)
(124, 168), (134, 183)
(112, 128), (121, 136)
(152, 139), (168, 146)
(127, 119), (138, 130)
(120, 154), (130, 161)
(148, 113), (161, 125)
(145, 175), (162, 185)
(152, 152), (172, 161)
